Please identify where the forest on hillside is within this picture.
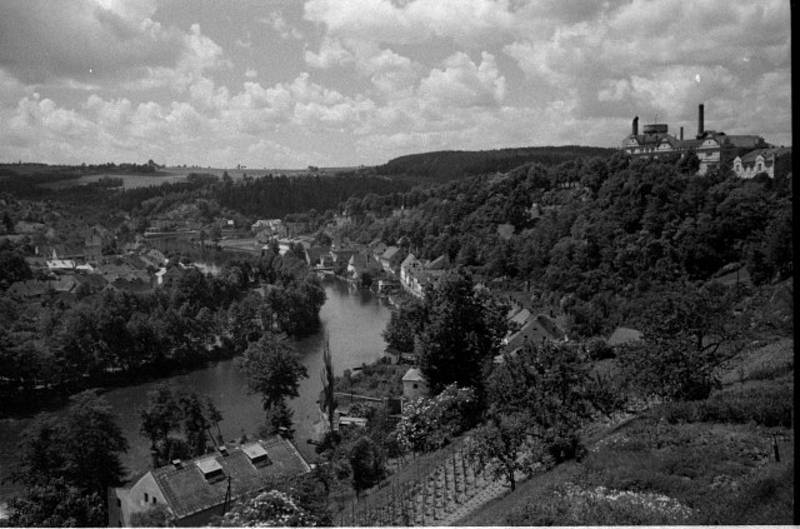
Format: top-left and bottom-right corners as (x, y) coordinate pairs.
(336, 151), (793, 337)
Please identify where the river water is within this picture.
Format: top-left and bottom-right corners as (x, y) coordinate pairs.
(0, 278), (391, 509)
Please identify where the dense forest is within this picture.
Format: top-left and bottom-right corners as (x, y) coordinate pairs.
(336, 151), (792, 337)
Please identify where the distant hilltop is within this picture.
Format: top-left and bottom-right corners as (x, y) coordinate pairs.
(372, 145), (616, 181)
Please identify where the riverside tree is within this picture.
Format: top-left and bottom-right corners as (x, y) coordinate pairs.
(239, 333), (308, 435)
(8, 391), (128, 527)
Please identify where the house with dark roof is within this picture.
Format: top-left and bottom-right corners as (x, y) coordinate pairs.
(108, 436), (310, 527)
(732, 147), (791, 179)
(621, 104), (770, 176)
(379, 246), (406, 276)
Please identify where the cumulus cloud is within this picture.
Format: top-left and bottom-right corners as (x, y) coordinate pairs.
(0, 0), (184, 84)
(418, 52), (505, 108)
(304, 0), (516, 46)
(0, 0), (791, 166)
(261, 12), (303, 40)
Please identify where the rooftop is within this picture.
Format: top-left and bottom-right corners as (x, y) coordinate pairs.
(149, 436), (309, 520)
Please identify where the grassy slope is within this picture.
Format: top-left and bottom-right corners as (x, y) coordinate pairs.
(459, 338), (794, 525)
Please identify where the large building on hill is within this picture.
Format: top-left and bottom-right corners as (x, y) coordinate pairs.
(108, 436), (310, 527)
(621, 104), (771, 176)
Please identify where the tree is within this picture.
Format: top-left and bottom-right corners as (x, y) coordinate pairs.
(9, 391), (128, 526)
(140, 385), (222, 466)
(140, 384), (182, 464)
(320, 337), (337, 436)
(382, 297), (426, 353)
(620, 280), (743, 400)
(240, 333), (308, 434)
(467, 412), (533, 491)
(468, 342), (596, 490)
(417, 269), (506, 396)
(0, 245), (33, 289)
(349, 436), (385, 497)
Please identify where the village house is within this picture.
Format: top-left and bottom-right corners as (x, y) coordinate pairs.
(399, 253), (449, 298)
(108, 436), (310, 527)
(329, 247), (356, 267)
(305, 245), (332, 268)
(347, 252), (379, 282)
(402, 368), (429, 401)
(732, 147), (792, 179)
(495, 309), (568, 363)
(84, 225), (114, 259)
(379, 246), (406, 276)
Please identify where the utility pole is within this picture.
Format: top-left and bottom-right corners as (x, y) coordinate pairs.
(222, 475), (232, 514)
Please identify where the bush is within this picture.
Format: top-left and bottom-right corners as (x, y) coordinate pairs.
(658, 384), (792, 428)
(395, 384), (480, 453)
(509, 483), (693, 525)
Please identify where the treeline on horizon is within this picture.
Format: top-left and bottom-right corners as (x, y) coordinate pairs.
(372, 145), (617, 180)
(0, 167), (414, 220)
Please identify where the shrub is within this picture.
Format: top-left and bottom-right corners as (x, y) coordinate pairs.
(395, 384), (480, 453)
(509, 483), (693, 525)
(658, 384), (792, 428)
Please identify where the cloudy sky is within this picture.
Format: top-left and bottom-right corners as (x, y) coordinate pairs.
(0, 0), (791, 168)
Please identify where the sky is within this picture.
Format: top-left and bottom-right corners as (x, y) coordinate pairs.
(0, 0), (791, 168)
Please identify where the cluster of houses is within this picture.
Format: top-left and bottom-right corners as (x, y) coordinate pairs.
(3, 221), (185, 302)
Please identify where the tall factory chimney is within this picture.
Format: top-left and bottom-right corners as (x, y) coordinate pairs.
(697, 104), (704, 138)
(680, 126), (684, 141)
(632, 116), (639, 136)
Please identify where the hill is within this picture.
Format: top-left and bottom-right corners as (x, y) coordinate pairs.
(373, 145), (616, 181)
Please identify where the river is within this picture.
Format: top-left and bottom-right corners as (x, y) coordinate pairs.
(0, 278), (391, 509)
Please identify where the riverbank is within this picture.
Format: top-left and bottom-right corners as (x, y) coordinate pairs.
(0, 278), (392, 507)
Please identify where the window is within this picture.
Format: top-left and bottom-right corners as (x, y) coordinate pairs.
(144, 493), (149, 503)
(152, 497), (157, 504)
(413, 383), (418, 389)
(116, 498), (121, 507)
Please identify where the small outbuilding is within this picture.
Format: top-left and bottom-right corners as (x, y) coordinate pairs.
(402, 368), (429, 401)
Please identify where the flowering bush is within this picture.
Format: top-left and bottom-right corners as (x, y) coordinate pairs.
(220, 490), (321, 527)
(395, 384), (479, 453)
(510, 482), (694, 525)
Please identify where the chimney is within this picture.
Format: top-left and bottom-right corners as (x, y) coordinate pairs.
(697, 104), (704, 138)
(680, 126), (684, 141)
(632, 116), (639, 136)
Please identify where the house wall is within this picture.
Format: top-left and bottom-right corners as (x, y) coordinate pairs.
(403, 378), (429, 401)
(109, 472), (167, 527)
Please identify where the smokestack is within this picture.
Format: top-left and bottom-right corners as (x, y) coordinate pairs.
(697, 104), (704, 138)
(632, 116), (639, 136)
(680, 126), (684, 141)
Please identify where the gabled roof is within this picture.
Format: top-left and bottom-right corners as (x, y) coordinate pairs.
(426, 254), (450, 270)
(740, 147), (791, 164)
(508, 308), (532, 327)
(381, 246), (401, 260)
(402, 368), (424, 382)
(400, 253), (417, 269)
(149, 437), (309, 520)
